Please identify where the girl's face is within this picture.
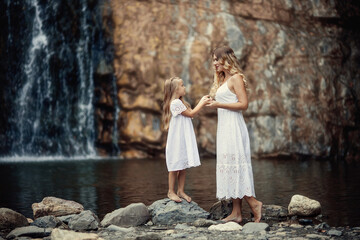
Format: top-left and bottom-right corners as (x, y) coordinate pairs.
(213, 55), (224, 72)
(175, 79), (186, 97)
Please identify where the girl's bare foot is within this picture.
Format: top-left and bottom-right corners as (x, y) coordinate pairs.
(253, 201), (263, 223)
(177, 191), (192, 203)
(222, 214), (242, 223)
(168, 191), (182, 203)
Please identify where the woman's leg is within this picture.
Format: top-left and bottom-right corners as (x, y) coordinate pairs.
(244, 196), (262, 222)
(168, 171), (181, 202)
(223, 198), (243, 223)
(177, 170), (192, 202)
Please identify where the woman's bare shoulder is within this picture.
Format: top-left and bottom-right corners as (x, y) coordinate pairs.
(230, 74), (245, 86)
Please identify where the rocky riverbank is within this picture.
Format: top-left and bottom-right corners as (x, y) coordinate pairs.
(1, 195), (359, 240)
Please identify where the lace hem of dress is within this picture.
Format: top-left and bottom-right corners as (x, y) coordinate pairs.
(216, 193), (256, 200)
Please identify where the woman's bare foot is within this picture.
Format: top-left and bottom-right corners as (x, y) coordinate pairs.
(252, 201), (263, 223)
(168, 191), (182, 203)
(177, 191), (192, 203)
(222, 213), (242, 223)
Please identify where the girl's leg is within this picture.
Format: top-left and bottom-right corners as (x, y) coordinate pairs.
(222, 198), (243, 223)
(244, 196), (262, 222)
(168, 171), (181, 202)
(177, 170), (192, 202)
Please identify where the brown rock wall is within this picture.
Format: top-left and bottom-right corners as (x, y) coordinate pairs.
(97, 0), (360, 160)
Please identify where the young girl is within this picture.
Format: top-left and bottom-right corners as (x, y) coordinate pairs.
(163, 77), (210, 203)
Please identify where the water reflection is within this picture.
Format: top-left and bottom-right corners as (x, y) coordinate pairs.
(0, 158), (359, 227)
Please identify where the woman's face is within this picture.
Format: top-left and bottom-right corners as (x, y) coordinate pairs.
(213, 55), (224, 72)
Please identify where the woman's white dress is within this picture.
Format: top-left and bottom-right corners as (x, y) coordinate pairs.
(166, 99), (201, 171)
(215, 81), (256, 199)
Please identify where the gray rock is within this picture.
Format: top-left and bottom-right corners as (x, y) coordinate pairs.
(101, 203), (150, 227)
(0, 208), (29, 231)
(31, 215), (62, 228)
(209, 200), (232, 220)
(148, 198), (209, 225)
(193, 219), (218, 227)
(242, 222), (270, 234)
(6, 226), (52, 239)
(68, 210), (100, 231)
(306, 233), (329, 239)
(135, 233), (162, 240)
(262, 204), (288, 220)
(315, 222), (330, 230)
(57, 214), (78, 224)
(327, 229), (342, 236)
(288, 195), (321, 216)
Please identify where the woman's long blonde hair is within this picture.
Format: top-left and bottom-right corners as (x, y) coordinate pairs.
(209, 46), (248, 97)
(162, 77), (190, 131)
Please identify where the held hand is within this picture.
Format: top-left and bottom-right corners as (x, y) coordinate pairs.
(199, 95), (211, 105)
(206, 99), (219, 108)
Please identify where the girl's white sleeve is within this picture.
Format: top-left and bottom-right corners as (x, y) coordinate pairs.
(170, 99), (187, 117)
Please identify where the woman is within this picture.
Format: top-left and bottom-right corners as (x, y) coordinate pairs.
(207, 46), (262, 223)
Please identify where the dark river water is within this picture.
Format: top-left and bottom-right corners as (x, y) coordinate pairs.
(0, 157), (359, 227)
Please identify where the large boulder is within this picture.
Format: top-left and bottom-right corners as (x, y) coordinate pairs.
(68, 210), (100, 231)
(96, 0), (360, 161)
(32, 197), (84, 219)
(148, 198), (209, 225)
(288, 194), (321, 216)
(101, 203), (150, 227)
(0, 208), (29, 231)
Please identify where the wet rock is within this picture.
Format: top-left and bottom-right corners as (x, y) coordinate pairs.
(31, 215), (63, 228)
(32, 197), (84, 219)
(68, 210), (100, 231)
(51, 228), (103, 240)
(6, 226), (52, 239)
(299, 218), (313, 225)
(242, 222), (270, 234)
(0, 208), (29, 231)
(288, 195), (321, 216)
(208, 222), (242, 231)
(101, 203), (150, 227)
(148, 198), (209, 225)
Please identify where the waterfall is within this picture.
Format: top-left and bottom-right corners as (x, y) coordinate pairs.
(1, 0), (114, 160)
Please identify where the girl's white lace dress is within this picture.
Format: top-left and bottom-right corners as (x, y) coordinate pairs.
(166, 99), (201, 171)
(215, 81), (256, 199)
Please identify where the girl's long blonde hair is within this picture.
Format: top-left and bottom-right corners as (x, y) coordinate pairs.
(162, 77), (190, 131)
(209, 46), (248, 97)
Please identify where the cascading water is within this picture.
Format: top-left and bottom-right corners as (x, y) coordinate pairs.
(0, 0), (118, 160)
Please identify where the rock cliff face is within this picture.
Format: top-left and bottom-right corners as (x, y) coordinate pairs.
(97, 0), (360, 160)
